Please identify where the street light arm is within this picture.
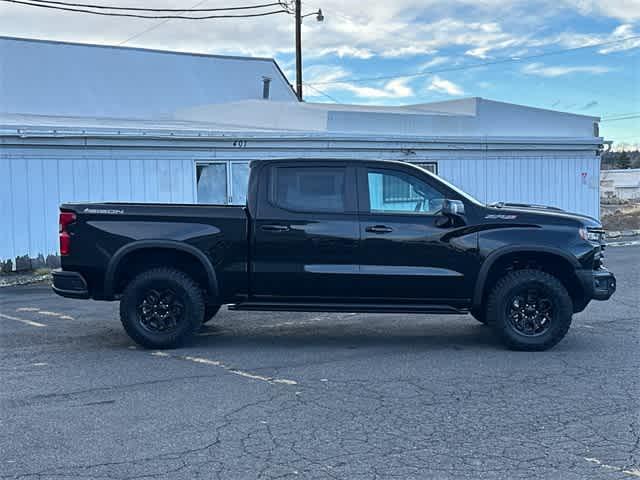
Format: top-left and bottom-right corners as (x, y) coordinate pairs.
(301, 8), (323, 20)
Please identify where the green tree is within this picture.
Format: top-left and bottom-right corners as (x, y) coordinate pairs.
(616, 150), (631, 169)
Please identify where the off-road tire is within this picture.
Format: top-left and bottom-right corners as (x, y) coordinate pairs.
(120, 267), (204, 349)
(202, 305), (221, 324)
(486, 269), (573, 351)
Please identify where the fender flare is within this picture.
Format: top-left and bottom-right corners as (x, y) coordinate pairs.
(472, 245), (580, 309)
(103, 240), (218, 299)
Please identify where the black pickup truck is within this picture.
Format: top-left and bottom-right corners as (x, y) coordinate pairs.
(53, 159), (615, 351)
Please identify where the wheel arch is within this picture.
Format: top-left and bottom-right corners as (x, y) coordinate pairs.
(104, 240), (219, 300)
(473, 246), (582, 311)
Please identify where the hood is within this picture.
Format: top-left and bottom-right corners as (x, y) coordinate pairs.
(487, 202), (601, 227)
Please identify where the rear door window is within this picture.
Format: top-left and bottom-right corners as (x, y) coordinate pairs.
(271, 166), (346, 213)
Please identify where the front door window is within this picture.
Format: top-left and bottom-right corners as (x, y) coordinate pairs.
(367, 170), (444, 214)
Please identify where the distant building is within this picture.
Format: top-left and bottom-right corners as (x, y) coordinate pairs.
(1, 36), (605, 269)
(600, 169), (640, 200)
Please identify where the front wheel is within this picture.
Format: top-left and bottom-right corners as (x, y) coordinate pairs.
(486, 269), (573, 351)
(120, 268), (204, 349)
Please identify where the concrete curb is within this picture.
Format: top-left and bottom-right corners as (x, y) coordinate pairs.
(0, 274), (51, 288)
(605, 229), (640, 239)
(607, 240), (640, 247)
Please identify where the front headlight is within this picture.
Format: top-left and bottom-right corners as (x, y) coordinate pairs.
(579, 227), (604, 242)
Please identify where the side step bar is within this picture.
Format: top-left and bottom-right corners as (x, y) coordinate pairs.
(228, 302), (468, 315)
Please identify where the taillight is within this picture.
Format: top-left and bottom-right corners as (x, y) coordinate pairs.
(59, 212), (76, 256)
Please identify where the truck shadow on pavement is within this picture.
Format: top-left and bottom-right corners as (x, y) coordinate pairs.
(187, 321), (511, 352)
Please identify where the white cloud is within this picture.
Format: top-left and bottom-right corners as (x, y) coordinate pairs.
(1, 0), (637, 67)
(562, 0), (640, 21)
(419, 56), (450, 70)
(338, 77), (415, 99)
(598, 24), (640, 53)
(427, 76), (465, 95)
(304, 65), (414, 99)
(314, 46), (374, 59)
(522, 62), (612, 77)
(0, 1), (546, 60)
(540, 24), (640, 55)
(465, 46), (492, 59)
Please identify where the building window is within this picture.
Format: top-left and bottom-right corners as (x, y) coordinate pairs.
(381, 162), (438, 203)
(272, 166), (346, 212)
(196, 163), (227, 204)
(196, 161), (250, 205)
(412, 161), (438, 175)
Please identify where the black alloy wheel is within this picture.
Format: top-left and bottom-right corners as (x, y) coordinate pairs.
(120, 267), (204, 349)
(486, 269), (573, 351)
(506, 287), (553, 337)
(138, 288), (185, 334)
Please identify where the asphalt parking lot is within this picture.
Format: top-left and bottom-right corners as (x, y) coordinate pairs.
(1, 246), (639, 480)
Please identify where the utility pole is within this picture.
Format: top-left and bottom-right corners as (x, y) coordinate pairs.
(295, 0), (303, 101)
(292, 1), (323, 101)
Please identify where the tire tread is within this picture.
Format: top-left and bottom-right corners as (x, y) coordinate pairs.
(119, 267), (204, 349)
(486, 269), (572, 351)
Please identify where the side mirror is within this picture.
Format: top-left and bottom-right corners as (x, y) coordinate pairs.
(442, 199), (465, 217)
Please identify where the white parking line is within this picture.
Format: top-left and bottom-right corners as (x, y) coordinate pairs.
(584, 457), (640, 477)
(151, 351), (298, 386)
(16, 308), (75, 320)
(0, 312), (47, 328)
(197, 330), (223, 337)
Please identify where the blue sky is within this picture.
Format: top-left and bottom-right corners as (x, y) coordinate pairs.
(1, 0), (638, 147)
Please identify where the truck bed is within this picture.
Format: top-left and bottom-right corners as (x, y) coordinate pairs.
(59, 202), (249, 301)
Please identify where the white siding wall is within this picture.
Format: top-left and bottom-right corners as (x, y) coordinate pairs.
(436, 154), (600, 217)
(1, 153), (195, 267)
(0, 145), (600, 268)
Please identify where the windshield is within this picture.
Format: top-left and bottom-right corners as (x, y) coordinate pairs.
(412, 164), (484, 206)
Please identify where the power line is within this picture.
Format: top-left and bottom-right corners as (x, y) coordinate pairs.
(118, 0), (209, 45)
(601, 115), (640, 123)
(306, 35), (640, 85)
(25, 0), (282, 12)
(601, 112), (640, 119)
(601, 112), (640, 120)
(1, 0), (288, 18)
(278, 1), (293, 13)
(303, 83), (341, 103)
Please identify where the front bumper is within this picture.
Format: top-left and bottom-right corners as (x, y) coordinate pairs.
(577, 268), (616, 302)
(51, 270), (89, 299)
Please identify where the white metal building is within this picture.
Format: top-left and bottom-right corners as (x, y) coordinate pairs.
(0, 37), (604, 269)
(600, 169), (640, 200)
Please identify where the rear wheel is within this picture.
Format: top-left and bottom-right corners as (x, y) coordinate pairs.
(202, 305), (221, 324)
(120, 267), (204, 349)
(486, 269), (572, 351)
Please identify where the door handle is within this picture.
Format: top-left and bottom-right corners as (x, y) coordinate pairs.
(365, 225), (393, 234)
(261, 224), (291, 232)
